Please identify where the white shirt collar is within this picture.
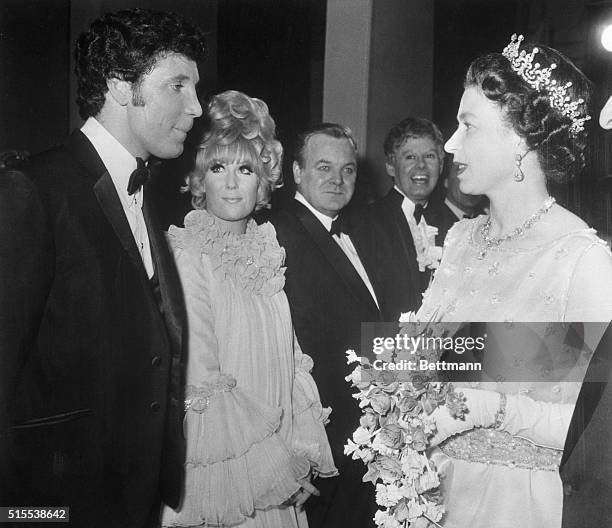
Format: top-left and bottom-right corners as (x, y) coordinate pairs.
(295, 191), (337, 231)
(81, 117), (141, 206)
(444, 197), (466, 220)
(393, 185), (429, 215)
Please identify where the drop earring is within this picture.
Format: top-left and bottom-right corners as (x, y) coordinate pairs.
(514, 152), (527, 182)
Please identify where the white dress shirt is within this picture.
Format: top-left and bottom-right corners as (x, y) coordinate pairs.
(81, 117), (154, 278)
(395, 185), (430, 246)
(295, 192), (379, 308)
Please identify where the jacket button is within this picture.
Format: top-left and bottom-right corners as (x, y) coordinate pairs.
(151, 356), (161, 367)
(563, 483), (573, 496)
(150, 401), (160, 412)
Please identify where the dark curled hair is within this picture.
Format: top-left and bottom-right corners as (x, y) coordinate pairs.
(383, 117), (444, 161)
(466, 44), (592, 183)
(187, 90), (283, 211)
(75, 8), (207, 119)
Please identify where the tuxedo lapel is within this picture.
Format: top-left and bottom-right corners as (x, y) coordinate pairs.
(385, 190), (419, 276)
(68, 130), (153, 284)
(348, 218), (387, 311)
(291, 201), (379, 316)
(93, 172), (150, 281)
(143, 190), (184, 352)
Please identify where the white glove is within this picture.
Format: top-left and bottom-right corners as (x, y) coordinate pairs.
(502, 394), (573, 450)
(429, 388), (500, 446)
(430, 387), (574, 450)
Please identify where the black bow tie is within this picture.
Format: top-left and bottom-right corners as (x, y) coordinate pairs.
(413, 203), (425, 223)
(329, 216), (347, 237)
(127, 157), (151, 195)
(463, 211), (478, 219)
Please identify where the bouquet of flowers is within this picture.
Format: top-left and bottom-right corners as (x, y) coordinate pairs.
(344, 313), (466, 528)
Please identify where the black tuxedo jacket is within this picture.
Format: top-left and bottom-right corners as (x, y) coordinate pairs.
(374, 189), (431, 298)
(346, 203), (421, 322)
(423, 197), (458, 247)
(0, 131), (186, 527)
(271, 199), (418, 527)
(560, 323), (612, 527)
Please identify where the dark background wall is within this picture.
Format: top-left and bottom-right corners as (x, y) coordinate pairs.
(216, 0), (326, 205)
(0, 0), (71, 154)
(3, 0), (612, 233)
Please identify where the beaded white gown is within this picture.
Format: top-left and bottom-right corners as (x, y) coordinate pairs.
(417, 216), (612, 528)
(161, 210), (337, 528)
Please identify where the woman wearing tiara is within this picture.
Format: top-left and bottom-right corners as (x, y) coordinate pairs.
(417, 36), (612, 527)
(161, 90), (336, 528)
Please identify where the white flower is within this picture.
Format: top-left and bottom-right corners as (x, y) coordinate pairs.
(344, 439), (360, 456)
(407, 500), (425, 521)
(424, 501), (445, 523)
(361, 449), (375, 463)
(375, 483), (404, 507)
(371, 432), (396, 456)
(417, 245), (443, 272)
(386, 484), (405, 504)
(345, 366), (362, 384)
(346, 349), (360, 364)
(412, 218), (442, 271)
(399, 311), (418, 323)
(353, 426), (372, 445)
(374, 510), (401, 528)
(401, 450), (426, 475)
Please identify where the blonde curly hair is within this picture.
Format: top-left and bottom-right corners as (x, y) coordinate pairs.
(187, 90), (283, 210)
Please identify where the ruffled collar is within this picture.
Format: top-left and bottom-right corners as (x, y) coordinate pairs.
(173, 209), (286, 296)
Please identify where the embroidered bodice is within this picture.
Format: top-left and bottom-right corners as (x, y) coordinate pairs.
(419, 218), (611, 323)
(168, 209), (286, 297)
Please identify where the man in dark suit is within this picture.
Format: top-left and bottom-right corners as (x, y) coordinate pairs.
(271, 123), (419, 527)
(376, 117), (448, 296)
(560, 324), (612, 527)
(560, 96), (612, 527)
(0, 9), (206, 527)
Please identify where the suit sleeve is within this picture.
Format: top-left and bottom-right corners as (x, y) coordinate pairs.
(0, 170), (53, 498)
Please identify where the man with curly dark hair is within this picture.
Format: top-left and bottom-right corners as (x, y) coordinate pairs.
(0, 8), (206, 528)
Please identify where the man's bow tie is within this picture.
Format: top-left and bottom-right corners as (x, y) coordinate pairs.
(330, 216), (347, 237)
(413, 203), (425, 223)
(127, 157), (151, 195)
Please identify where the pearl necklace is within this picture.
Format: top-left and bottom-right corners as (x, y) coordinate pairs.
(477, 196), (556, 259)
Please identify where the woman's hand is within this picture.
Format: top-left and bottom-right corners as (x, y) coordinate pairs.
(294, 477), (320, 510)
(429, 388), (502, 446)
(283, 476), (320, 510)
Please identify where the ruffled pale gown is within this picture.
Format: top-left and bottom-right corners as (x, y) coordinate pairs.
(161, 210), (337, 528)
(416, 217), (612, 528)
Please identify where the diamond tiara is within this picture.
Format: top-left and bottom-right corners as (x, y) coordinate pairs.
(502, 34), (591, 136)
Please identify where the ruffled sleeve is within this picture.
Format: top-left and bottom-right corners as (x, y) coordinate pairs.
(162, 225), (310, 527)
(291, 334), (338, 478)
